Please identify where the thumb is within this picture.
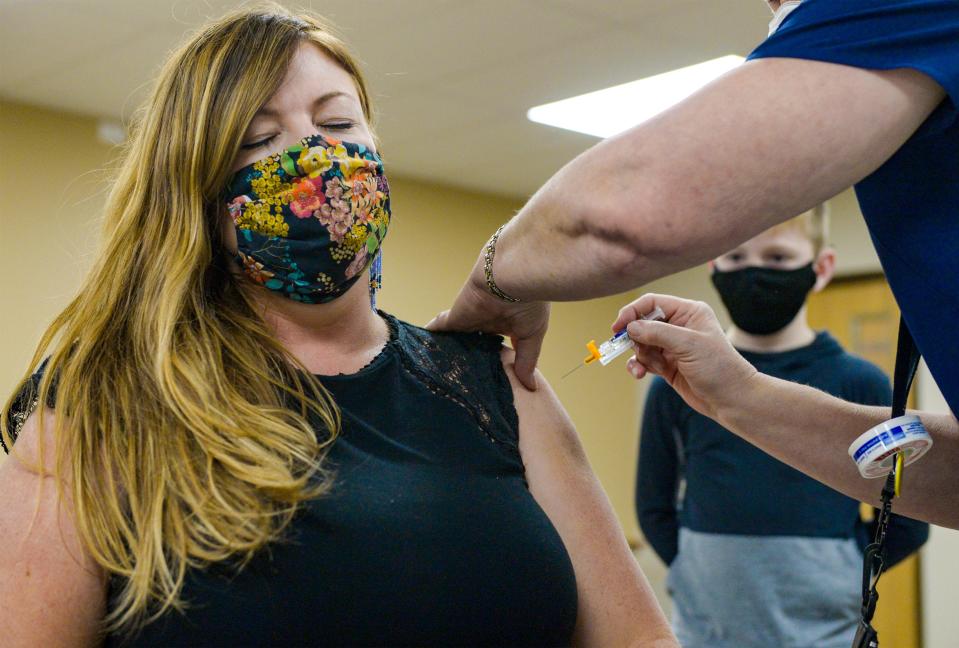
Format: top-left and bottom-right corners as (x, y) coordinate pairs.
(626, 319), (696, 352)
(425, 310), (450, 332)
(511, 334), (544, 391)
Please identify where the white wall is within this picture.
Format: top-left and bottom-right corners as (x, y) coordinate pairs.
(917, 363), (959, 648)
(828, 189), (884, 277)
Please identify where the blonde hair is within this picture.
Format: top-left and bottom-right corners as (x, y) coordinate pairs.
(1, 3), (374, 637)
(767, 202), (830, 254)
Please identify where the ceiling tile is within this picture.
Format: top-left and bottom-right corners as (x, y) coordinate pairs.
(341, 0), (611, 93)
(550, 0), (703, 27)
(440, 1), (769, 112)
(1, 2), (156, 90)
(1, 26), (181, 120)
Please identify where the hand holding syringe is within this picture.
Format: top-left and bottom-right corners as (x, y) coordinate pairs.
(562, 306), (667, 379)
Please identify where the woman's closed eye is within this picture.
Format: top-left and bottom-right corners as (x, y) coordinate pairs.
(240, 134), (277, 150)
(322, 120), (354, 131)
(240, 121), (355, 151)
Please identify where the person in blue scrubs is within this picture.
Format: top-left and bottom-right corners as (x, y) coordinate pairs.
(431, 0), (959, 528)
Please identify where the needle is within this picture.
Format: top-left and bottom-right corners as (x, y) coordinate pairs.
(561, 363), (586, 379)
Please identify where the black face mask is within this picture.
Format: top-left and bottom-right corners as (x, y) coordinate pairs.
(710, 263), (818, 335)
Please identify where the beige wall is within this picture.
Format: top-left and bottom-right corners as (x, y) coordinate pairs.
(0, 101), (115, 396)
(917, 364), (959, 648)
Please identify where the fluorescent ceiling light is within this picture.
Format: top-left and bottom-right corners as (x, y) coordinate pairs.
(527, 55), (744, 138)
(96, 119), (127, 145)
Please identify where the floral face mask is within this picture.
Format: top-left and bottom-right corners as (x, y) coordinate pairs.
(223, 133), (390, 305)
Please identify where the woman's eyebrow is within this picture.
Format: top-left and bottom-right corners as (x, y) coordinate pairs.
(253, 91), (352, 118)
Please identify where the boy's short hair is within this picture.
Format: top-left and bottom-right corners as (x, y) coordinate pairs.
(767, 202), (830, 254)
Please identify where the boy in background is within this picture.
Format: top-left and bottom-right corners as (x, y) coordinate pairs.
(635, 205), (928, 648)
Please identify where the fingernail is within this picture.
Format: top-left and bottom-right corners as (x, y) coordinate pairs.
(630, 365), (641, 378)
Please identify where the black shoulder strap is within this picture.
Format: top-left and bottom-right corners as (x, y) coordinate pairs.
(891, 319), (921, 419)
(852, 316), (920, 648)
(2, 357), (55, 453)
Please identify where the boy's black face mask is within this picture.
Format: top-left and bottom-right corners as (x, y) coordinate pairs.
(710, 263), (817, 335)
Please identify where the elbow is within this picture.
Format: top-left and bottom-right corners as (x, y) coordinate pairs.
(567, 191), (692, 284)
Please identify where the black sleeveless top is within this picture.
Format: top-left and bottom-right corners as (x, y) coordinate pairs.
(5, 315), (578, 646)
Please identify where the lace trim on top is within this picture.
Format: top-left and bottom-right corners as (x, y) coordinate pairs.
(3, 358), (51, 453)
(391, 319), (519, 454)
(3, 388), (38, 453)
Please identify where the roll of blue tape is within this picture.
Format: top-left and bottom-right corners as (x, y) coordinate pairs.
(848, 414), (933, 479)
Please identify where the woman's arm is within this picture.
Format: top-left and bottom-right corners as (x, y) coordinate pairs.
(501, 349), (677, 648)
(0, 409), (107, 647)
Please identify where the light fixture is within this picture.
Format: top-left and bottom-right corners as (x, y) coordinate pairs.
(96, 119), (126, 146)
(527, 55), (744, 138)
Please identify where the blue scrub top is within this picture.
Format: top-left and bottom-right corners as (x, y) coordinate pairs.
(748, 0), (959, 414)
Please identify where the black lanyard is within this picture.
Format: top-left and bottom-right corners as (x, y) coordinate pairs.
(851, 316), (921, 648)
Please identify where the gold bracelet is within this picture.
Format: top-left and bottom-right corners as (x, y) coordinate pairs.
(484, 225), (521, 303)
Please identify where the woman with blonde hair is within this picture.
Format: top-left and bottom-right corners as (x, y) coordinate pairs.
(0, 5), (675, 646)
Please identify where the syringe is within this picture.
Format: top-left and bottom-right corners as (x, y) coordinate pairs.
(561, 306), (667, 379)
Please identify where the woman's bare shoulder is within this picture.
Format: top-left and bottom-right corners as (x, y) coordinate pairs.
(0, 408), (107, 646)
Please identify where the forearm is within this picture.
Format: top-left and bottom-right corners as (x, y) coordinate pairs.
(491, 121), (736, 302)
(718, 372), (959, 528)
(488, 61), (943, 303)
(492, 149), (673, 301)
